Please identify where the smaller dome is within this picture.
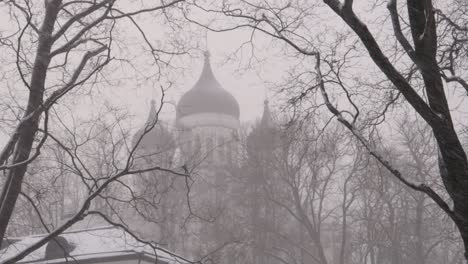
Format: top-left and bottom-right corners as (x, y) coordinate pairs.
(133, 100), (175, 154)
(260, 99), (274, 128)
(176, 52), (240, 120)
(247, 100), (279, 154)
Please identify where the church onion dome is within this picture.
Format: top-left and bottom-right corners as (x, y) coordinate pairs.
(176, 52), (240, 120)
(133, 100), (175, 154)
(247, 100), (279, 154)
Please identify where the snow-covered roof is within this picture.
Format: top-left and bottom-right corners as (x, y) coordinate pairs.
(0, 226), (188, 264)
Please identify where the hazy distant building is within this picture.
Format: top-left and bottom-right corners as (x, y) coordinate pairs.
(0, 51), (285, 264)
(127, 51), (244, 261)
(131, 52), (286, 262)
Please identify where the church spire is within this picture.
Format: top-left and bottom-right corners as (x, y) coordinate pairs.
(246, 99), (278, 158)
(260, 99), (274, 128)
(132, 99), (175, 156)
(195, 50), (216, 89)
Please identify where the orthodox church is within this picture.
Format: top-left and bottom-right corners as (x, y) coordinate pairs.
(0, 52), (280, 264)
(129, 51), (280, 263)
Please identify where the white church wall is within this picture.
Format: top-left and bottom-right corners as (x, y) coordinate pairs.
(177, 113), (240, 130)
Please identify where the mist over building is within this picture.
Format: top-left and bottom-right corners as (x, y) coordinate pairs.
(129, 51), (284, 262)
(126, 51), (341, 263)
(0, 46), (349, 264)
(1, 0), (466, 263)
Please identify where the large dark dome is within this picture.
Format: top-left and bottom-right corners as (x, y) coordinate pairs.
(176, 53), (240, 120)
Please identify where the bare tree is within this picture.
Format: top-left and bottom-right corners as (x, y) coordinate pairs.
(236, 114), (366, 264)
(0, 0), (196, 262)
(182, 0), (468, 261)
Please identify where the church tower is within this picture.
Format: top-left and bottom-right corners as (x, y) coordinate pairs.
(244, 100), (284, 264)
(129, 101), (178, 249)
(176, 51), (240, 170)
(174, 52), (241, 259)
(133, 99), (175, 168)
(246, 99), (278, 171)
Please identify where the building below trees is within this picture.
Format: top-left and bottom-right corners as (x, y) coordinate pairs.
(1, 52), (343, 263)
(0, 226), (188, 264)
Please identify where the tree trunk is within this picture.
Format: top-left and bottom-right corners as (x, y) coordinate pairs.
(406, 1), (468, 261)
(323, 0), (468, 260)
(0, 0), (61, 247)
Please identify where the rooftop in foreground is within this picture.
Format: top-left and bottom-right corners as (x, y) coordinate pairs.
(0, 226), (189, 264)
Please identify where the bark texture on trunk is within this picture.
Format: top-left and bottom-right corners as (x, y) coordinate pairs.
(407, 0), (468, 260)
(0, 0), (62, 247)
(323, 0), (468, 260)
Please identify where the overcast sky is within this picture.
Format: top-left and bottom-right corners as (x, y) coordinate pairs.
(0, 1), (466, 140)
(0, 3), (291, 144)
